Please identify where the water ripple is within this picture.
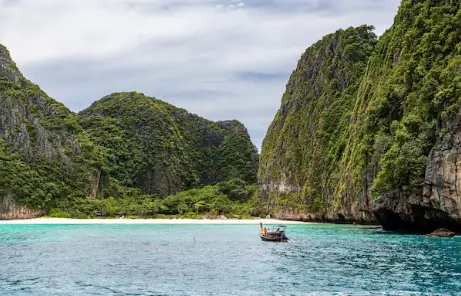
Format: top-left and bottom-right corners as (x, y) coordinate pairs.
(0, 224), (460, 295)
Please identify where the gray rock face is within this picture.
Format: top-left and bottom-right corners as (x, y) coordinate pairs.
(0, 194), (42, 220)
(0, 44), (22, 83)
(258, 27), (378, 224)
(0, 44), (101, 218)
(423, 118), (461, 217)
(1, 94), (73, 162)
(373, 112), (461, 233)
(426, 228), (456, 237)
(0, 45), (75, 163)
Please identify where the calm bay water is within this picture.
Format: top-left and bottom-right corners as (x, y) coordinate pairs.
(0, 223), (460, 295)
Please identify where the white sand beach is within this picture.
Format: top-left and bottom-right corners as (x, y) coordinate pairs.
(0, 218), (309, 225)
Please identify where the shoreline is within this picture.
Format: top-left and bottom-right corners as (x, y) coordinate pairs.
(0, 218), (312, 225)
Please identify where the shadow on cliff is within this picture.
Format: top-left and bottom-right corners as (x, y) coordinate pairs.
(374, 205), (461, 235)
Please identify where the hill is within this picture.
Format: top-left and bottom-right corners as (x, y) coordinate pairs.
(259, 0), (461, 233)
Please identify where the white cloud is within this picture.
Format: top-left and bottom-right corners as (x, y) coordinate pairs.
(0, 0), (401, 150)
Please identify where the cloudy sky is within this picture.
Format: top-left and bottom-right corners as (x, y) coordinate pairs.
(0, 0), (401, 150)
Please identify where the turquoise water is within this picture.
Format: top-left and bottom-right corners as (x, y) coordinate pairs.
(0, 223), (460, 295)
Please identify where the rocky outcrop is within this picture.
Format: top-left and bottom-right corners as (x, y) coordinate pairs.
(258, 26), (378, 224)
(0, 90), (79, 163)
(0, 194), (42, 220)
(368, 0), (461, 233)
(420, 114), (461, 232)
(426, 228), (456, 238)
(259, 0), (461, 233)
(374, 113), (461, 233)
(0, 44), (22, 83)
(0, 44), (102, 218)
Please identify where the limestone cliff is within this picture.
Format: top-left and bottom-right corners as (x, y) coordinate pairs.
(0, 194), (41, 219)
(0, 44), (259, 218)
(374, 108), (461, 233)
(78, 92), (258, 196)
(259, 26), (378, 223)
(259, 0), (461, 233)
(0, 44), (103, 218)
(357, 0), (461, 233)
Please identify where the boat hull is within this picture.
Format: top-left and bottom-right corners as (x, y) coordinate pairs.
(260, 234), (288, 242)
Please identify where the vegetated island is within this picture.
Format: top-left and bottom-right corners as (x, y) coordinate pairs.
(2, 0), (461, 236)
(259, 0), (461, 234)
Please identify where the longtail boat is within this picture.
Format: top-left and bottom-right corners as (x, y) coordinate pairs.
(259, 222), (288, 242)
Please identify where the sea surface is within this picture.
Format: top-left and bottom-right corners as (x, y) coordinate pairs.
(0, 223), (460, 296)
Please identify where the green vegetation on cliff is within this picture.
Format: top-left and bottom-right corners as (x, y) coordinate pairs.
(0, 45), (103, 216)
(259, 25), (378, 219)
(78, 92), (258, 197)
(350, 0), (461, 198)
(259, 0), (461, 227)
(0, 45), (259, 219)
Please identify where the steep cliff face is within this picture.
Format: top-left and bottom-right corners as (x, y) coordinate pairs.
(259, 0), (461, 232)
(0, 193), (41, 219)
(78, 92), (258, 196)
(259, 26), (378, 223)
(419, 114), (461, 232)
(349, 0), (461, 232)
(0, 44), (102, 218)
(373, 98), (461, 233)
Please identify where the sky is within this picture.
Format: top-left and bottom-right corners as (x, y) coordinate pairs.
(0, 0), (401, 150)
